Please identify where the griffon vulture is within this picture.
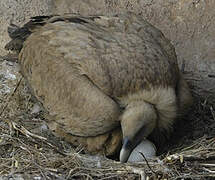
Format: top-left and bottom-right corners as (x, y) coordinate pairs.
(5, 13), (193, 162)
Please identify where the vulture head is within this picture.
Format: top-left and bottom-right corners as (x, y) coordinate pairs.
(120, 101), (157, 162)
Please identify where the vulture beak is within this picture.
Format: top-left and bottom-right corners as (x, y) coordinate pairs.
(120, 137), (134, 163)
(119, 100), (157, 163)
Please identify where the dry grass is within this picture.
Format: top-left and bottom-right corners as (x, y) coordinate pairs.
(0, 72), (215, 180)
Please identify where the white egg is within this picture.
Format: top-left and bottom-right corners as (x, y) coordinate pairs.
(127, 139), (156, 163)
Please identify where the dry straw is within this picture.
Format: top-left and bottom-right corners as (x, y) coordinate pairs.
(0, 71), (215, 179)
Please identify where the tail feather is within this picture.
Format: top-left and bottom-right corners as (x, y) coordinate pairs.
(4, 14), (100, 52)
(5, 24), (33, 52)
(5, 16), (51, 52)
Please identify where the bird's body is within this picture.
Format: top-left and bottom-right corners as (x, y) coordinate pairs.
(5, 13), (193, 161)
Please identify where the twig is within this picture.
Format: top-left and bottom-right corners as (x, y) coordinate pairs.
(201, 163), (215, 167)
(70, 172), (94, 180)
(208, 74), (215, 78)
(126, 166), (146, 180)
(33, 161), (48, 180)
(99, 174), (120, 180)
(0, 77), (23, 118)
(210, 106), (215, 121)
(202, 167), (215, 173)
(139, 152), (157, 175)
(9, 121), (70, 156)
(10, 121), (47, 140)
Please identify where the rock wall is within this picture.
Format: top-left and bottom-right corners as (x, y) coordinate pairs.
(1, 0), (215, 103)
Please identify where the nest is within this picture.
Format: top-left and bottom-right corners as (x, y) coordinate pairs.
(0, 69), (215, 180)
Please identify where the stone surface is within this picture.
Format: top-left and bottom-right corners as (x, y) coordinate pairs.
(0, 59), (21, 112)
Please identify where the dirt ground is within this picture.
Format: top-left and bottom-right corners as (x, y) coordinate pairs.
(1, 0), (215, 179)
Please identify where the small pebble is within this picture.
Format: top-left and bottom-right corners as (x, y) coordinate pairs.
(31, 103), (42, 114)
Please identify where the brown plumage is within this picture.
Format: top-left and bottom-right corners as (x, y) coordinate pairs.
(5, 13), (193, 162)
